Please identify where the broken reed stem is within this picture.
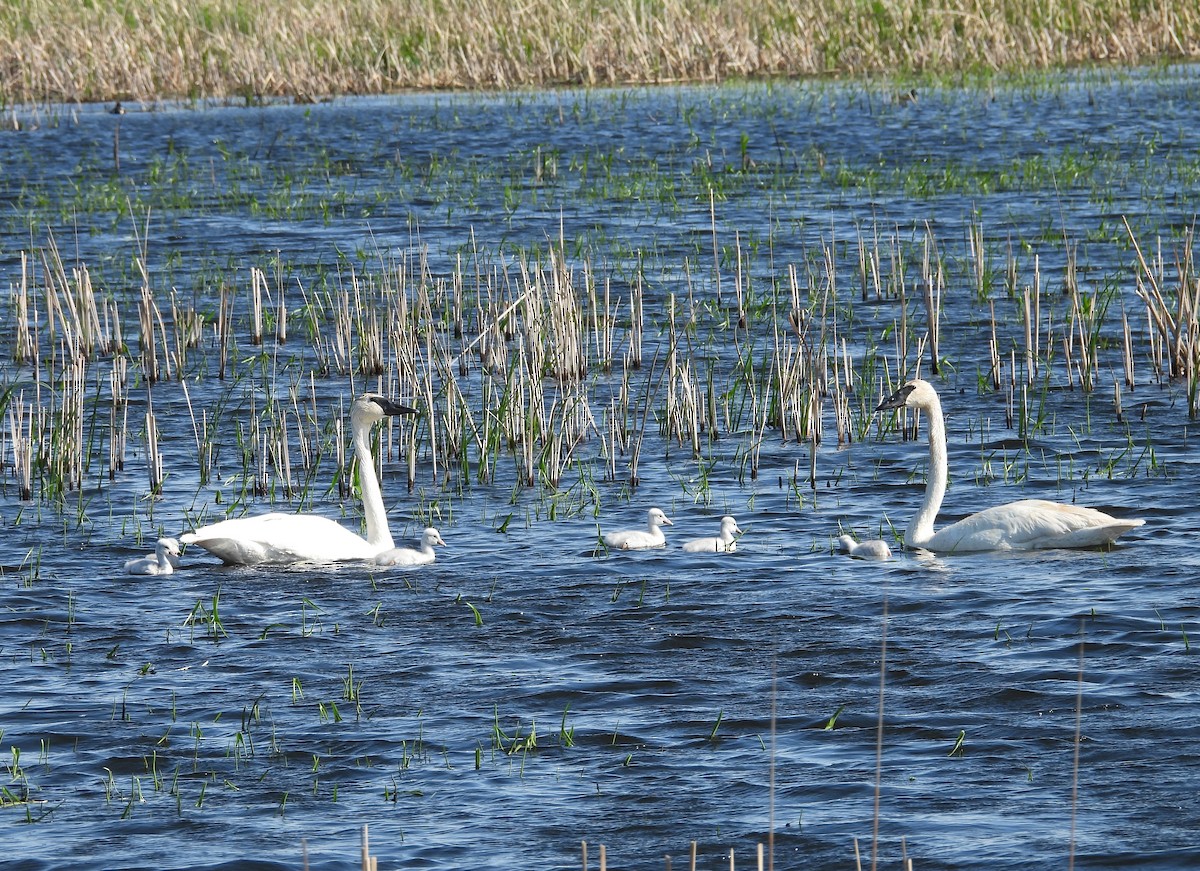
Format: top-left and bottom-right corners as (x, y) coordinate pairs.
(13, 252), (36, 364)
(360, 823), (377, 871)
(989, 301), (1002, 390)
(8, 393), (33, 500)
(921, 226), (941, 375)
(250, 266), (265, 346)
(1122, 308), (1135, 390)
(109, 357), (128, 480)
(145, 389), (162, 495)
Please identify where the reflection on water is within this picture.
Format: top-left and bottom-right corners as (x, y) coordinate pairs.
(1, 67), (1200, 870)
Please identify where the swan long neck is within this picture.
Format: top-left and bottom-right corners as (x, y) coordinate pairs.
(909, 393), (948, 548)
(353, 418), (395, 550)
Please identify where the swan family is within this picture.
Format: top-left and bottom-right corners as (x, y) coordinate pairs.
(875, 379), (1143, 552)
(131, 379), (1144, 575)
(181, 394), (419, 565)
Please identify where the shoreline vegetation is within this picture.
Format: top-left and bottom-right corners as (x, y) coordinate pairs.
(2, 0), (1199, 105)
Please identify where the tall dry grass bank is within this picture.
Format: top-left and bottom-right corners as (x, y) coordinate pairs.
(1, 0), (1199, 103)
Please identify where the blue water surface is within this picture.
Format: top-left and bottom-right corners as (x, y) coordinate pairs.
(0, 67), (1199, 870)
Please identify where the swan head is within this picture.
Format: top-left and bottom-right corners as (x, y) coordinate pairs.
(837, 534), (856, 553)
(875, 379), (939, 414)
(351, 393), (419, 427)
(158, 537), (181, 557)
(423, 527), (447, 547)
(648, 508), (673, 528)
(720, 516), (742, 536)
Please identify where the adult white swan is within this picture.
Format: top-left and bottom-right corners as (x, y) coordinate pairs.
(181, 394), (418, 565)
(125, 538), (182, 575)
(875, 379), (1143, 552)
(375, 527), (446, 567)
(602, 508), (673, 550)
(681, 516), (743, 553)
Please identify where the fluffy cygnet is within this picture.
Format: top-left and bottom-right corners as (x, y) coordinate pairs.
(602, 508), (672, 550)
(837, 534), (892, 561)
(375, 527), (447, 567)
(125, 537), (182, 575)
(681, 516), (743, 553)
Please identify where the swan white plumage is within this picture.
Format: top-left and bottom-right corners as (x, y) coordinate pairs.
(139, 536), (182, 569)
(876, 379), (1144, 552)
(181, 394), (418, 565)
(602, 508), (673, 550)
(375, 527), (446, 567)
(837, 534), (892, 560)
(125, 537), (181, 575)
(681, 516), (743, 553)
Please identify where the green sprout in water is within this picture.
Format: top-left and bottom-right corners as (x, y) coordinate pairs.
(948, 730), (966, 757)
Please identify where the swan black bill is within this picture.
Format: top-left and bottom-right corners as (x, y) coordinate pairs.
(875, 382), (916, 413)
(369, 395), (420, 416)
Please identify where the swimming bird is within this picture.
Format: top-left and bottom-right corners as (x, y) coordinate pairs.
(602, 508), (673, 550)
(145, 536), (183, 569)
(681, 516), (742, 553)
(875, 379), (1144, 552)
(837, 534), (892, 560)
(181, 394), (418, 565)
(375, 527), (446, 567)
(125, 537), (181, 575)
(133, 536), (183, 569)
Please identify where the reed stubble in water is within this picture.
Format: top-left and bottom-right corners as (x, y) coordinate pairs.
(1, 0), (1199, 102)
(0, 208), (1182, 509)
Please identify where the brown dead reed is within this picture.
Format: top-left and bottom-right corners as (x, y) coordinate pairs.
(1, 0), (1199, 104)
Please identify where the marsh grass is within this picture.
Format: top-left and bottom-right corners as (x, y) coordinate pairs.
(1, 0), (1199, 103)
(0, 186), (1177, 520)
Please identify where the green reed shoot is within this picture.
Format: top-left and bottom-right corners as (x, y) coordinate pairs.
(558, 704), (576, 748)
(317, 701), (342, 724)
(184, 589), (228, 642)
(947, 730), (966, 757)
(708, 710), (724, 740)
(823, 705), (845, 731)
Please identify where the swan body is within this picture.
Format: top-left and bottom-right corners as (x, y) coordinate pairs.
(125, 538), (181, 575)
(876, 379), (1144, 553)
(837, 534), (892, 560)
(181, 394), (418, 565)
(375, 527), (446, 567)
(682, 516), (742, 553)
(603, 508), (673, 550)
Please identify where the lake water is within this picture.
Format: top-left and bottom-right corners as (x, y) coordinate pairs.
(1, 66), (1199, 870)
